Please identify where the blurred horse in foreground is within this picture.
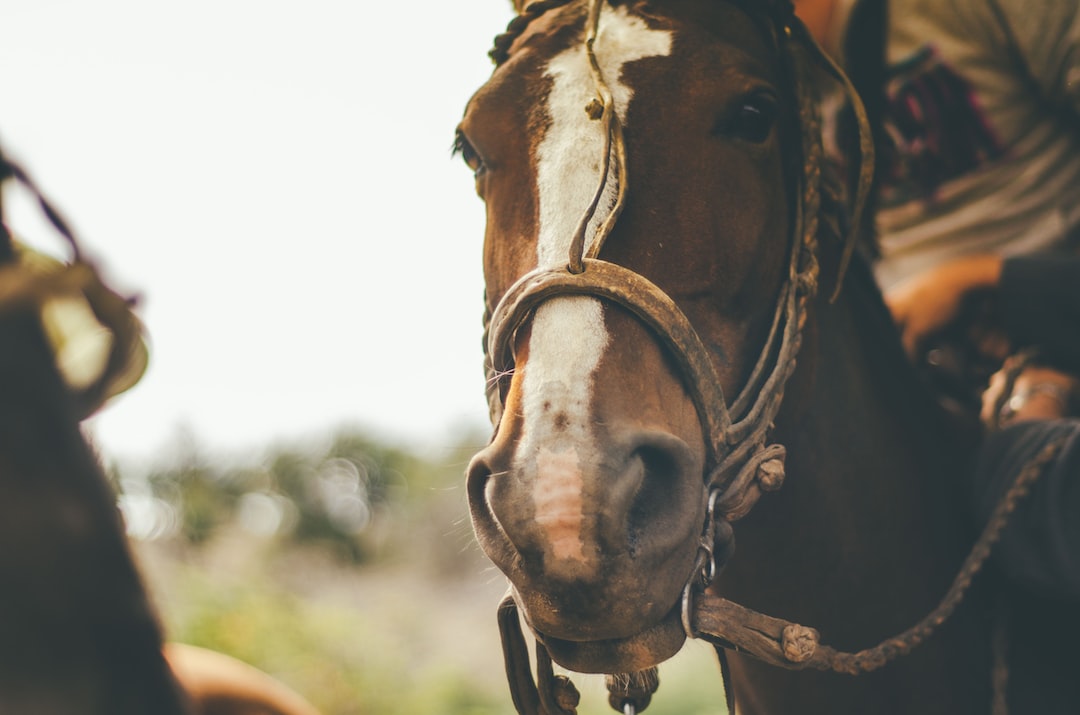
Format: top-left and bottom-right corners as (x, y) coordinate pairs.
(0, 147), (320, 715)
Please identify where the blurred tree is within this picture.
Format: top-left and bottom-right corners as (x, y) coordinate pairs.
(112, 425), (489, 567)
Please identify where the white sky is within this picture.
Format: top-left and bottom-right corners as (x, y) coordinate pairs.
(1, 1), (516, 464)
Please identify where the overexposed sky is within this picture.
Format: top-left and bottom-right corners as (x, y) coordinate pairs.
(1, 1), (516, 463)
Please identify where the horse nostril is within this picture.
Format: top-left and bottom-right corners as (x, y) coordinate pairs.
(628, 445), (680, 519)
(612, 433), (703, 556)
(466, 451), (494, 510)
(465, 447), (524, 572)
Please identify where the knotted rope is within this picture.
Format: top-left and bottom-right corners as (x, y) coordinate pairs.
(689, 433), (1066, 678)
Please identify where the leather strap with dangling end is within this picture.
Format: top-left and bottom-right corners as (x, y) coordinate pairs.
(498, 591), (662, 715)
(498, 593), (581, 715)
(0, 147), (149, 420)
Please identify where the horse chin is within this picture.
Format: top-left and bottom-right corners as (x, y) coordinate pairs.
(535, 606), (687, 674)
(511, 578), (689, 674)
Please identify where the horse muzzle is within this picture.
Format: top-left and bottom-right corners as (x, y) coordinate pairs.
(467, 424), (708, 672)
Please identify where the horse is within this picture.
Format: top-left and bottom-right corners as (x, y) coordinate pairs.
(456, 0), (1005, 712)
(0, 149), (320, 715)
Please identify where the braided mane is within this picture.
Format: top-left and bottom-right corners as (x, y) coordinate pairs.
(490, 0), (578, 65)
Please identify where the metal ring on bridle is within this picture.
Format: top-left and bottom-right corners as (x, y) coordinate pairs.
(707, 487), (722, 519)
(681, 578), (698, 638)
(698, 538), (717, 586)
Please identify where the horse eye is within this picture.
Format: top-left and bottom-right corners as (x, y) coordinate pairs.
(452, 129), (487, 178)
(714, 93), (778, 144)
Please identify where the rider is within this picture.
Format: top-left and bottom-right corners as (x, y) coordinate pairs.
(798, 0), (1080, 288)
(794, 0), (1080, 710)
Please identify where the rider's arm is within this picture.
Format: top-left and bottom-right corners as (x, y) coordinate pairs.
(887, 253), (1080, 364)
(886, 254), (1002, 360)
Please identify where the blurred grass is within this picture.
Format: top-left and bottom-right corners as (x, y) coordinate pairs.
(116, 427), (729, 714)
(144, 552), (505, 714)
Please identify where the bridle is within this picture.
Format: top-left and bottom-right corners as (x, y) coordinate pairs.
(478, 2), (1054, 713)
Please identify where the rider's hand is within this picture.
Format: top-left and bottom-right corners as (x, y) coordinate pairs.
(885, 254), (1004, 361)
(981, 361), (1080, 428)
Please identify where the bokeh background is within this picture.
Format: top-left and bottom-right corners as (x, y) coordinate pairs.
(1, 2), (727, 712)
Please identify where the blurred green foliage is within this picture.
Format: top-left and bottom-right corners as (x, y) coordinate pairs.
(114, 426), (480, 564)
(156, 559), (509, 715)
(110, 425), (728, 715)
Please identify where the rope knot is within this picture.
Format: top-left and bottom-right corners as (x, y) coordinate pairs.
(781, 624), (819, 664)
(552, 675), (581, 713)
(606, 669), (659, 714)
(795, 268), (818, 296)
(756, 455), (786, 492)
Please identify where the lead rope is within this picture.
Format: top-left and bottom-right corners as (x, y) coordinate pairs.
(984, 346), (1045, 715)
(691, 433), (1066, 680)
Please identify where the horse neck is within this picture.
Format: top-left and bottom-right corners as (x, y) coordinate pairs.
(0, 304), (189, 712)
(721, 253), (979, 644)
(800, 253), (972, 487)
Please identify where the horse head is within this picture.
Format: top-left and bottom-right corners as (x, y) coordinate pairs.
(459, 0), (861, 679)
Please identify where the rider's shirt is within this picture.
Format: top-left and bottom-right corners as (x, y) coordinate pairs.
(832, 0), (1080, 289)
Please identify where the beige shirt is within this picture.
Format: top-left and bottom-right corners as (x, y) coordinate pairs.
(832, 0), (1080, 288)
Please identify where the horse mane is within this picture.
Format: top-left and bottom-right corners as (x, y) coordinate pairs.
(490, 0), (578, 65)
(815, 154), (976, 464)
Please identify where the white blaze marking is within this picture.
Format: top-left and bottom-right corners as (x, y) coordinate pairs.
(533, 448), (587, 561)
(516, 6), (672, 567)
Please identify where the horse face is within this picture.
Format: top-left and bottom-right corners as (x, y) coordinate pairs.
(460, 0), (791, 673)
